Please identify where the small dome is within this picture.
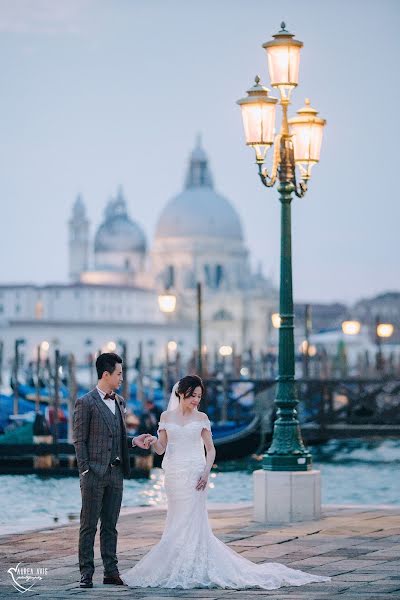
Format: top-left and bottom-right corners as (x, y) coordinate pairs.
(155, 139), (243, 241)
(94, 188), (146, 253)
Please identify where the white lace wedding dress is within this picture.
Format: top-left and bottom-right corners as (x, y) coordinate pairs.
(122, 419), (330, 590)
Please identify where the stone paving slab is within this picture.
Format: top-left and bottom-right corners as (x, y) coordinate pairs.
(0, 505), (399, 598)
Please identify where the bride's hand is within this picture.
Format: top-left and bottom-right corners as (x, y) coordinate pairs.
(196, 470), (209, 491)
(146, 435), (158, 448)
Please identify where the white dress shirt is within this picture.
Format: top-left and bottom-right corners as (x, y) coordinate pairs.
(96, 386), (116, 415)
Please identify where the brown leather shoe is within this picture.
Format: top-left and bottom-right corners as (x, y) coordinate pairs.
(103, 573), (125, 585)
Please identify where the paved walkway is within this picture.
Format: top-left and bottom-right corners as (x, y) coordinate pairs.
(0, 504), (399, 599)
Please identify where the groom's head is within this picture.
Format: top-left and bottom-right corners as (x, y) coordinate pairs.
(96, 352), (123, 391)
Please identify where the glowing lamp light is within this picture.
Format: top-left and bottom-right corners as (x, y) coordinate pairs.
(237, 76), (278, 163)
(219, 345), (233, 357)
(107, 341), (116, 352)
(262, 22), (303, 101)
(158, 293), (176, 314)
(271, 313), (281, 328)
(167, 340), (178, 352)
(288, 99), (326, 180)
(300, 341), (317, 356)
(342, 321), (361, 335)
(40, 341), (50, 352)
(377, 323), (394, 338)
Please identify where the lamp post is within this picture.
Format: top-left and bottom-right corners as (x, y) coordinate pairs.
(118, 339), (129, 401)
(238, 23), (326, 522)
(375, 316), (394, 374)
(85, 338), (94, 389)
(196, 282), (203, 377)
(303, 304), (312, 378)
(13, 338), (26, 415)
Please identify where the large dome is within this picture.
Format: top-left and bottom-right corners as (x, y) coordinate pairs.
(155, 140), (243, 241)
(94, 189), (146, 253)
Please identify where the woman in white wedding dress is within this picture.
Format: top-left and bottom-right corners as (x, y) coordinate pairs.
(122, 375), (330, 590)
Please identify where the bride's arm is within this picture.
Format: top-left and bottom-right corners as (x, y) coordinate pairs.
(196, 428), (216, 491)
(151, 428), (167, 455)
(202, 429), (216, 474)
(148, 414), (168, 454)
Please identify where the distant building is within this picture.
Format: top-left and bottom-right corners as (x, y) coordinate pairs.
(0, 139), (277, 366)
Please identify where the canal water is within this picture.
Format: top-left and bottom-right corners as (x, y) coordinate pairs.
(1, 439), (399, 534)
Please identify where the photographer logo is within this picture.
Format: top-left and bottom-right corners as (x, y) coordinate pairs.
(7, 562), (49, 593)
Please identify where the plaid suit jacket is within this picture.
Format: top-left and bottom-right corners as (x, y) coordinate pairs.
(72, 388), (134, 478)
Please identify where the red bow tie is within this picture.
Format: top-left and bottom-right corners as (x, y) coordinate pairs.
(104, 393), (116, 400)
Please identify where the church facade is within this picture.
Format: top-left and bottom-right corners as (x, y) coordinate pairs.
(0, 141), (277, 366)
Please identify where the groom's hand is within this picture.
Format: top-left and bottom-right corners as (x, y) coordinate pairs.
(132, 433), (153, 449)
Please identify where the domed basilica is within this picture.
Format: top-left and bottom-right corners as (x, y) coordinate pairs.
(68, 139), (277, 354)
(0, 139), (277, 365)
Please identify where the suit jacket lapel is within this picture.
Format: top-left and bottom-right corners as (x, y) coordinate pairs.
(91, 388), (114, 433)
(115, 394), (127, 433)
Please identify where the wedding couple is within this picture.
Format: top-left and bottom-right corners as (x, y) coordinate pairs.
(73, 352), (330, 590)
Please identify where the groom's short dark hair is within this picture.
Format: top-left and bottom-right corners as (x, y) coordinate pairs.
(96, 352), (122, 379)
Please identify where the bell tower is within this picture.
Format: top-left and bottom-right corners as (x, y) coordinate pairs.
(69, 195), (89, 282)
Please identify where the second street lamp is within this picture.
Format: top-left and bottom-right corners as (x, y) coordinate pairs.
(238, 23), (326, 522)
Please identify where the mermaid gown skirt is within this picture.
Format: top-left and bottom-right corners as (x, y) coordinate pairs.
(121, 420), (330, 590)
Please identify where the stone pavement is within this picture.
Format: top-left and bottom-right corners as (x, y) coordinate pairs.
(0, 504), (399, 599)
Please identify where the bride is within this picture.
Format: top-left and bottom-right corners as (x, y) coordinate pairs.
(121, 375), (330, 590)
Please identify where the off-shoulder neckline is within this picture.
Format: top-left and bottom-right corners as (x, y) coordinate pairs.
(159, 418), (210, 428)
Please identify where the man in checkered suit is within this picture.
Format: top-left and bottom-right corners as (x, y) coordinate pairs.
(73, 352), (152, 588)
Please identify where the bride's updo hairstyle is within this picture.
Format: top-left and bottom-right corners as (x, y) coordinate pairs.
(176, 375), (205, 399)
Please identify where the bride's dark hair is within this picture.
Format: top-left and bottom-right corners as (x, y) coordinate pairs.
(175, 375), (205, 399)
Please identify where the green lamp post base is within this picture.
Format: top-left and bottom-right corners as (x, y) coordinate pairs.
(262, 453), (313, 471)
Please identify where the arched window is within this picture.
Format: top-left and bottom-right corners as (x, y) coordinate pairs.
(204, 265), (212, 287)
(215, 265), (224, 288)
(165, 265), (175, 289)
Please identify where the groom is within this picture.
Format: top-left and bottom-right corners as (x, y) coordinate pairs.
(73, 352), (151, 589)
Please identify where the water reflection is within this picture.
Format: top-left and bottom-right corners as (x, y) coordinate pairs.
(0, 439), (399, 534)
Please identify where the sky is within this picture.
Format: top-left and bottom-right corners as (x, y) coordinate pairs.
(0, 0), (399, 304)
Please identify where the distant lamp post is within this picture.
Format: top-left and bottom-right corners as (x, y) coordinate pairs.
(158, 293), (177, 314)
(238, 23), (326, 523)
(375, 316), (394, 374)
(84, 338), (94, 388)
(342, 320), (361, 335)
(303, 304), (312, 378)
(13, 338), (26, 415)
(196, 282), (203, 377)
(118, 339), (129, 401)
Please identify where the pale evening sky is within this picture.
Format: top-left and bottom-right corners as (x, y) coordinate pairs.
(0, 0), (399, 304)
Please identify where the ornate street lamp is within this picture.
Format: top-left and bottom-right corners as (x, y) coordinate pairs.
(237, 23), (326, 476)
